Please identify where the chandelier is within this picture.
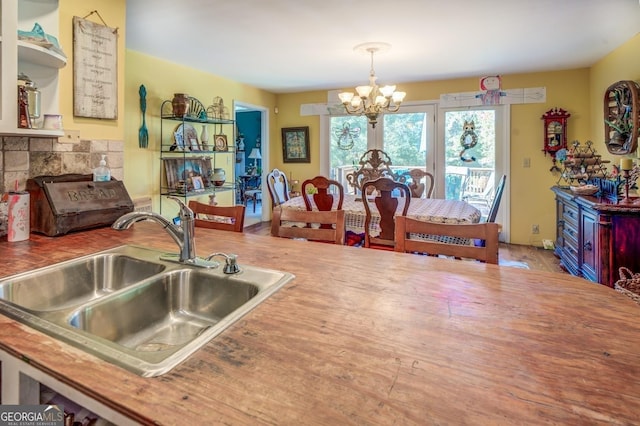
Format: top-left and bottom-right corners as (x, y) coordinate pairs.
(338, 42), (406, 128)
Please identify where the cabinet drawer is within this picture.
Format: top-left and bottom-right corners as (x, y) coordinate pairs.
(559, 248), (579, 275)
(563, 223), (579, 244)
(562, 203), (579, 227)
(562, 236), (578, 260)
(562, 244), (579, 272)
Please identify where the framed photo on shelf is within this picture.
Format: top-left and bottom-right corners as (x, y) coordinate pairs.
(163, 157), (213, 192)
(214, 134), (228, 152)
(282, 126), (310, 163)
(189, 137), (200, 151)
(173, 131), (185, 151)
(191, 176), (205, 191)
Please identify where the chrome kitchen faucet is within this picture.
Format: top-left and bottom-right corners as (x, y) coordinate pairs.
(112, 196), (220, 268)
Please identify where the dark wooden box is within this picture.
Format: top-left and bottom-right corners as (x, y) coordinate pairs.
(27, 174), (134, 237)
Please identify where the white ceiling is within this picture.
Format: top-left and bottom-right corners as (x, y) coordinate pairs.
(126, 0), (640, 94)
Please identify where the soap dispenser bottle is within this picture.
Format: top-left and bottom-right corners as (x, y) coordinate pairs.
(93, 154), (111, 182)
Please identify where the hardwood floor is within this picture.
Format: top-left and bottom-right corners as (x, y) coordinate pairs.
(243, 221), (566, 274)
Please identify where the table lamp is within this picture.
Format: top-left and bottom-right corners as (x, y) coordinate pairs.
(249, 148), (262, 174)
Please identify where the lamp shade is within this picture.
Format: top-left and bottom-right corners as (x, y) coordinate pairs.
(248, 148), (262, 160)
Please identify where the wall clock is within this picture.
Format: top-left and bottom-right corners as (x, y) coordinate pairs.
(604, 80), (639, 155)
(541, 107), (570, 171)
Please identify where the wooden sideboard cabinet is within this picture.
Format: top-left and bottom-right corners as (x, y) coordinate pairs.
(552, 186), (640, 287)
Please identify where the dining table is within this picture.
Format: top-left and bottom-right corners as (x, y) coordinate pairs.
(280, 194), (482, 235)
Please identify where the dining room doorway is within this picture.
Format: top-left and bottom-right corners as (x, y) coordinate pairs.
(234, 101), (269, 226)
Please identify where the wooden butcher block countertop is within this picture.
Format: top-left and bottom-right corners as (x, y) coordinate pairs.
(1, 222), (640, 425)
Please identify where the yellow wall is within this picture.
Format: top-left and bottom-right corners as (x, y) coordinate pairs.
(58, 0), (126, 140)
(124, 50), (277, 212)
(276, 69), (592, 245)
(272, 91), (327, 181)
(589, 33), (640, 161)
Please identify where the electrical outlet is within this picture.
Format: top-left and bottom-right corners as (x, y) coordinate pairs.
(532, 224), (540, 234)
(58, 129), (81, 144)
(523, 157), (531, 168)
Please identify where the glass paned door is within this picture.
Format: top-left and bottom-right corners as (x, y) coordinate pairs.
(328, 115), (368, 194)
(327, 104), (435, 195)
(442, 109), (496, 216)
(438, 105), (509, 241)
(382, 111), (433, 178)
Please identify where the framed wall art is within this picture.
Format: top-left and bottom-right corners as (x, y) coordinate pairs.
(282, 126), (310, 163)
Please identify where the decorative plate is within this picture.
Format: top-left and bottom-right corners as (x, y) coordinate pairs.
(174, 123), (200, 151)
(214, 134), (228, 152)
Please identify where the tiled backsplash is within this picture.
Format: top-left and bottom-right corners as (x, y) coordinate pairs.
(0, 136), (124, 193)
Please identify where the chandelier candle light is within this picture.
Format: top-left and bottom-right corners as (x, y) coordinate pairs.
(338, 42), (406, 128)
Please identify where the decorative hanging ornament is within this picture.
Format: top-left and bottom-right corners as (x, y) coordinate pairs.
(334, 122), (360, 150)
(459, 120), (478, 162)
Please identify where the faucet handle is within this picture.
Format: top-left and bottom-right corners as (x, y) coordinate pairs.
(167, 196), (194, 219)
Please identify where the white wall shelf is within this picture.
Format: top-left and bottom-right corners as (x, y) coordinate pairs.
(1, 0), (64, 135)
(18, 40), (67, 68)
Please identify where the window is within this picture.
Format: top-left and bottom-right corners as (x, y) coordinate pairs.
(323, 103), (436, 193)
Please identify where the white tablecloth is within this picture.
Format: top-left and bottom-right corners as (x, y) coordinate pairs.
(280, 194), (481, 235)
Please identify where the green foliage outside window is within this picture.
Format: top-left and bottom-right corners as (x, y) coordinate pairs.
(329, 109), (495, 180)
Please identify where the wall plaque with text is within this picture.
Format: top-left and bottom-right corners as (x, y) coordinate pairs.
(73, 17), (118, 119)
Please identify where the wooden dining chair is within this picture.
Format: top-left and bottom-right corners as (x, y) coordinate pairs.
(188, 201), (245, 232)
(362, 177), (411, 250)
(242, 175), (262, 213)
(395, 216), (500, 264)
(486, 174), (506, 223)
(266, 168), (291, 208)
(271, 206), (345, 244)
(398, 169), (435, 198)
(345, 149), (396, 195)
(301, 176), (345, 211)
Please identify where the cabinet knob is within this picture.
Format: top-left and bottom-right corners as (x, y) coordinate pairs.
(583, 241), (592, 251)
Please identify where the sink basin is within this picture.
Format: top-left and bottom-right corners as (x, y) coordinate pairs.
(0, 248), (166, 312)
(70, 269), (259, 351)
(0, 245), (294, 377)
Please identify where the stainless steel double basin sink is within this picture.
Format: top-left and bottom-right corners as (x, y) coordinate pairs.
(0, 245), (294, 377)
